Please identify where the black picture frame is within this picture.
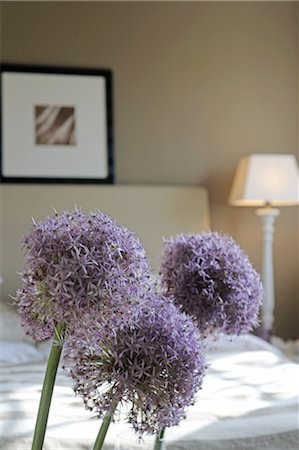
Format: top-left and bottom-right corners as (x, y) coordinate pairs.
(0, 64), (114, 184)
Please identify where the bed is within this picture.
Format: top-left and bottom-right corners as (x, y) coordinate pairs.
(1, 333), (298, 450)
(0, 185), (298, 450)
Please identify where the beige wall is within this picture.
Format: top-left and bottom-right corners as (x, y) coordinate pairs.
(1, 1), (298, 338)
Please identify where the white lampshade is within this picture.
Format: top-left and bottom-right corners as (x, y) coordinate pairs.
(229, 154), (299, 206)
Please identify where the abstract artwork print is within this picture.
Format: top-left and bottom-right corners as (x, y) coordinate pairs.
(35, 105), (76, 146)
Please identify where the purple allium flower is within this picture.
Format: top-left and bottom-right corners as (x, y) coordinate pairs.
(14, 209), (151, 340)
(160, 232), (263, 336)
(64, 294), (206, 435)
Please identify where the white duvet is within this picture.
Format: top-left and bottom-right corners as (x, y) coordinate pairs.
(0, 335), (298, 450)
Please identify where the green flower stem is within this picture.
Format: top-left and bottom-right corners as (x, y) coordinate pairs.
(31, 323), (65, 450)
(92, 414), (113, 450)
(153, 427), (166, 450)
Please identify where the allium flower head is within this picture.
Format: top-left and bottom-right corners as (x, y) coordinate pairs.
(64, 294), (206, 435)
(14, 209), (151, 340)
(160, 231), (263, 336)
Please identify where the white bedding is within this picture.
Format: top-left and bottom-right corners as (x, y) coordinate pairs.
(1, 335), (298, 450)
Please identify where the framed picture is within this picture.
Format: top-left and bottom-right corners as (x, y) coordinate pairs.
(0, 64), (114, 183)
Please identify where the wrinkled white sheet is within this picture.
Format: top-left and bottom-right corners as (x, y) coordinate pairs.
(1, 335), (298, 450)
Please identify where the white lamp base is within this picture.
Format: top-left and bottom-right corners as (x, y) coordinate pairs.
(256, 207), (280, 342)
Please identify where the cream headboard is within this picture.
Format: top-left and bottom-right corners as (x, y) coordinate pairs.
(0, 184), (210, 299)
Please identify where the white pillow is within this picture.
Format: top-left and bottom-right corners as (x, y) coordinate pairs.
(37, 339), (52, 359)
(0, 341), (45, 365)
(0, 302), (26, 341)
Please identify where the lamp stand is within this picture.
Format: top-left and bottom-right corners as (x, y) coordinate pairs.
(256, 207), (280, 342)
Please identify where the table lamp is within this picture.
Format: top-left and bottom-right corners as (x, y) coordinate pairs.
(229, 154), (299, 341)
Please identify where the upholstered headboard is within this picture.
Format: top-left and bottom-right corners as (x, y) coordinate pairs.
(0, 184), (210, 300)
